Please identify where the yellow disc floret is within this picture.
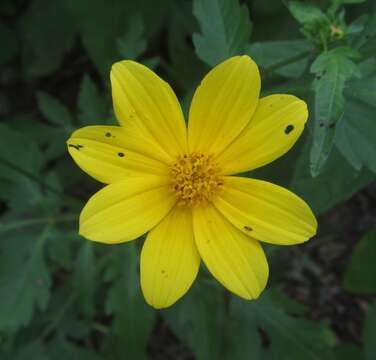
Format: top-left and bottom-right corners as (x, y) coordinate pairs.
(170, 153), (223, 207)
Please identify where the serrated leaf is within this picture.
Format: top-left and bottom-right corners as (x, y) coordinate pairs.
(222, 292), (335, 360)
(0, 124), (46, 210)
(309, 47), (361, 177)
(77, 74), (108, 125)
(249, 293), (334, 360)
(335, 59), (376, 173)
(47, 337), (103, 360)
(247, 39), (312, 78)
(291, 135), (375, 215)
(162, 280), (225, 360)
(0, 225), (52, 331)
(17, 0), (76, 77)
(63, 0), (168, 77)
(364, 301), (376, 360)
(192, 0), (252, 66)
(104, 244), (155, 360)
(117, 13), (147, 60)
(344, 230), (376, 294)
(353, 14), (376, 59)
(288, 1), (326, 25)
(73, 242), (96, 318)
(224, 297), (261, 360)
(47, 230), (76, 270)
(167, 1), (207, 93)
(37, 92), (74, 130)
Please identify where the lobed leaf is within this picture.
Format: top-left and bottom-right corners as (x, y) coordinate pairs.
(309, 47), (361, 177)
(192, 0), (252, 66)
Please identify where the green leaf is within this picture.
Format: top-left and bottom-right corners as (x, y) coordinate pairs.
(291, 135), (375, 215)
(36, 92), (74, 130)
(104, 244), (155, 360)
(0, 124), (47, 210)
(17, 0), (76, 77)
(162, 280), (225, 360)
(223, 293), (335, 360)
(250, 293), (334, 360)
(77, 74), (108, 125)
(288, 1), (326, 26)
(117, 13), (147, 60)
(335, 59), (376, 173)
(166, 1), (208, 93)
(309, 47), (361, 177)
(73, 242), (96, 318)
(47, 337), (103, 360)
(364, 301), (376, 360)
(0, 224), (52, 331)
(12, 341), (48, 360)
(193, 0), (252, 66)
(247, 39), (312, 78)
(333, 345), (364, 360)
(344, 230), (376, 294)
(63, 0), (168, 77)
(224, 297), (261, 360)
(353, 14), (376, 59)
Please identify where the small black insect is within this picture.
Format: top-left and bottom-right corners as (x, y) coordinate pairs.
(284, 124), (294, 135)
(69, 144), (83, 150)
(243, 226), (253, 231)
(118, 152), (125, 157)
(105, 132), (112, 137)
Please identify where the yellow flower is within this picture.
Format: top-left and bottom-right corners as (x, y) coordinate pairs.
(67, 56), (317, 309)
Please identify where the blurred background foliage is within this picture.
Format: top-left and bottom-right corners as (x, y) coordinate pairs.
(1, 0), (376, 358)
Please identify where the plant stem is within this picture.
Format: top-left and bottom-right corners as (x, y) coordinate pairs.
(0, 213), (78, 233)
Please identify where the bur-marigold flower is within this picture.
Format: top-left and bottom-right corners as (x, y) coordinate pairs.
(67, 56), (317, 309)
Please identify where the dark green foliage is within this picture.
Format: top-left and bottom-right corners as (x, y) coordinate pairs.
(1, 0), (376, 358)
(344, 230), (376, 293)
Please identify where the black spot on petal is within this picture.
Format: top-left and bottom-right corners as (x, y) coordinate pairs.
(69, 144), (84, 150)
(118, 152), (125, 157)
(244, 226), (253, 231)
(284, 124), (294, 134)
(105, 132), (112, 137)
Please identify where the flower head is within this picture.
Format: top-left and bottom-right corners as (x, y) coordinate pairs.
(67, 56), (317, 308)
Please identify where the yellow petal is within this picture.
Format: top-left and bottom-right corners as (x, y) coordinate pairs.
(193, 204), (268, 300)
(111, 60), (187, 158)
(214, 176), (317, 245)
(216, 94), (308, 174)
(141, 206), (200, 309)
(79, 176), (176, 244)
(188, 55), (260, 155)
(67, 126), (170, 184)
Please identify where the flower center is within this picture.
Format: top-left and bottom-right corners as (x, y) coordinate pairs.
(170, 153), (223, 207)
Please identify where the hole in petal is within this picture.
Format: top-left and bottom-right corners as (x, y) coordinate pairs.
(284, 125), (294, 134)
